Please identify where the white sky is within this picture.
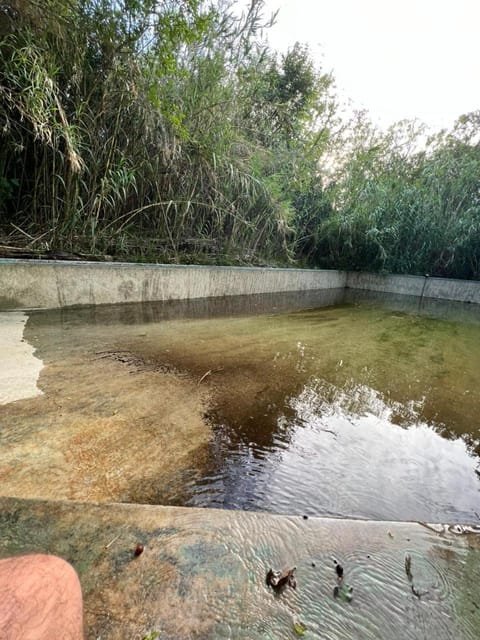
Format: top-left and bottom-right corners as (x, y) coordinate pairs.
(261, 0), (480, 131)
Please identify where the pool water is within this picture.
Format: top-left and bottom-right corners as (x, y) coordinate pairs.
(1, 290), (479, 523)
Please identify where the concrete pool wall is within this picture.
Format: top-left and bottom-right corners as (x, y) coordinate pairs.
(0, 258), (479, 309)
(0, 259), (345, 309)
(346, 271), (480, 304)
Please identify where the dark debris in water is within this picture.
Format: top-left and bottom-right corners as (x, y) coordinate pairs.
(404, 553), (412, 582)
(266, 567), (297, 591)
(333, 558), (352, 601)
(335, 561), (344, 579)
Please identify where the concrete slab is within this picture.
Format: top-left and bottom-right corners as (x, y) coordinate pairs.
(0, 497), (478, 639)
(0, 308), (212, 504)
(0, 312), (43, 404)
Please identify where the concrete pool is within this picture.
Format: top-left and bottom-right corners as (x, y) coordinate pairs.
(0, 262), (479, 639)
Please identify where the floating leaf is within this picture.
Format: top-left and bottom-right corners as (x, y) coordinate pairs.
(333, 584), (353, 602)
(293, 621), (307, 635)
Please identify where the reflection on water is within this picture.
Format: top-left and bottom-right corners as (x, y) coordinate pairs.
(18, 289), (480, 521)
(176, 378), (479, 522)
(345, 288), (480, 325)
(29, 288), (345, 327)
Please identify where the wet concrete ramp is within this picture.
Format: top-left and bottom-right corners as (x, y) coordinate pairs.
(0, 497), (478, 639)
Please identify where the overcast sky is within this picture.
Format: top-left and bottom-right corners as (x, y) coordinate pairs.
(262, 0), (480, 131)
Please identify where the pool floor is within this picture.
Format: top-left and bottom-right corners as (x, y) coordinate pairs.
(0, 290), (479, 523)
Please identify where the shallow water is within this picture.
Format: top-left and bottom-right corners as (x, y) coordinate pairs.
(2, 496), (479, 640)
(130, 294), (480, 522)
(3, 289), (480, 522)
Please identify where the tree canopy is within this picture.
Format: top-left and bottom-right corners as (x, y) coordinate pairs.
(1, 0), (479, 278)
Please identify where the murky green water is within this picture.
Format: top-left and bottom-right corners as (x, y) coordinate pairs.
(19, 291), (480, 522)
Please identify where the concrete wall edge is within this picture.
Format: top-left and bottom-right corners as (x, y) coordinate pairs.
(1, 259), (479, 309)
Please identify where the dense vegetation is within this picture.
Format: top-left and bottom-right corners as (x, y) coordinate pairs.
(1, 0), (479, 278)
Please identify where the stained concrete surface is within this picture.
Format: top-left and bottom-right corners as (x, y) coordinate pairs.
(0, 312), (43, 404)
(0, 497), (479, 640)
(0, 329), (212, 503)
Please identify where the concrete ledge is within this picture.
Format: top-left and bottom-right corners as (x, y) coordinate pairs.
(0, 496), (479, 639)
(0, 259), (346, 309)
(347, 271), (480, 304)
